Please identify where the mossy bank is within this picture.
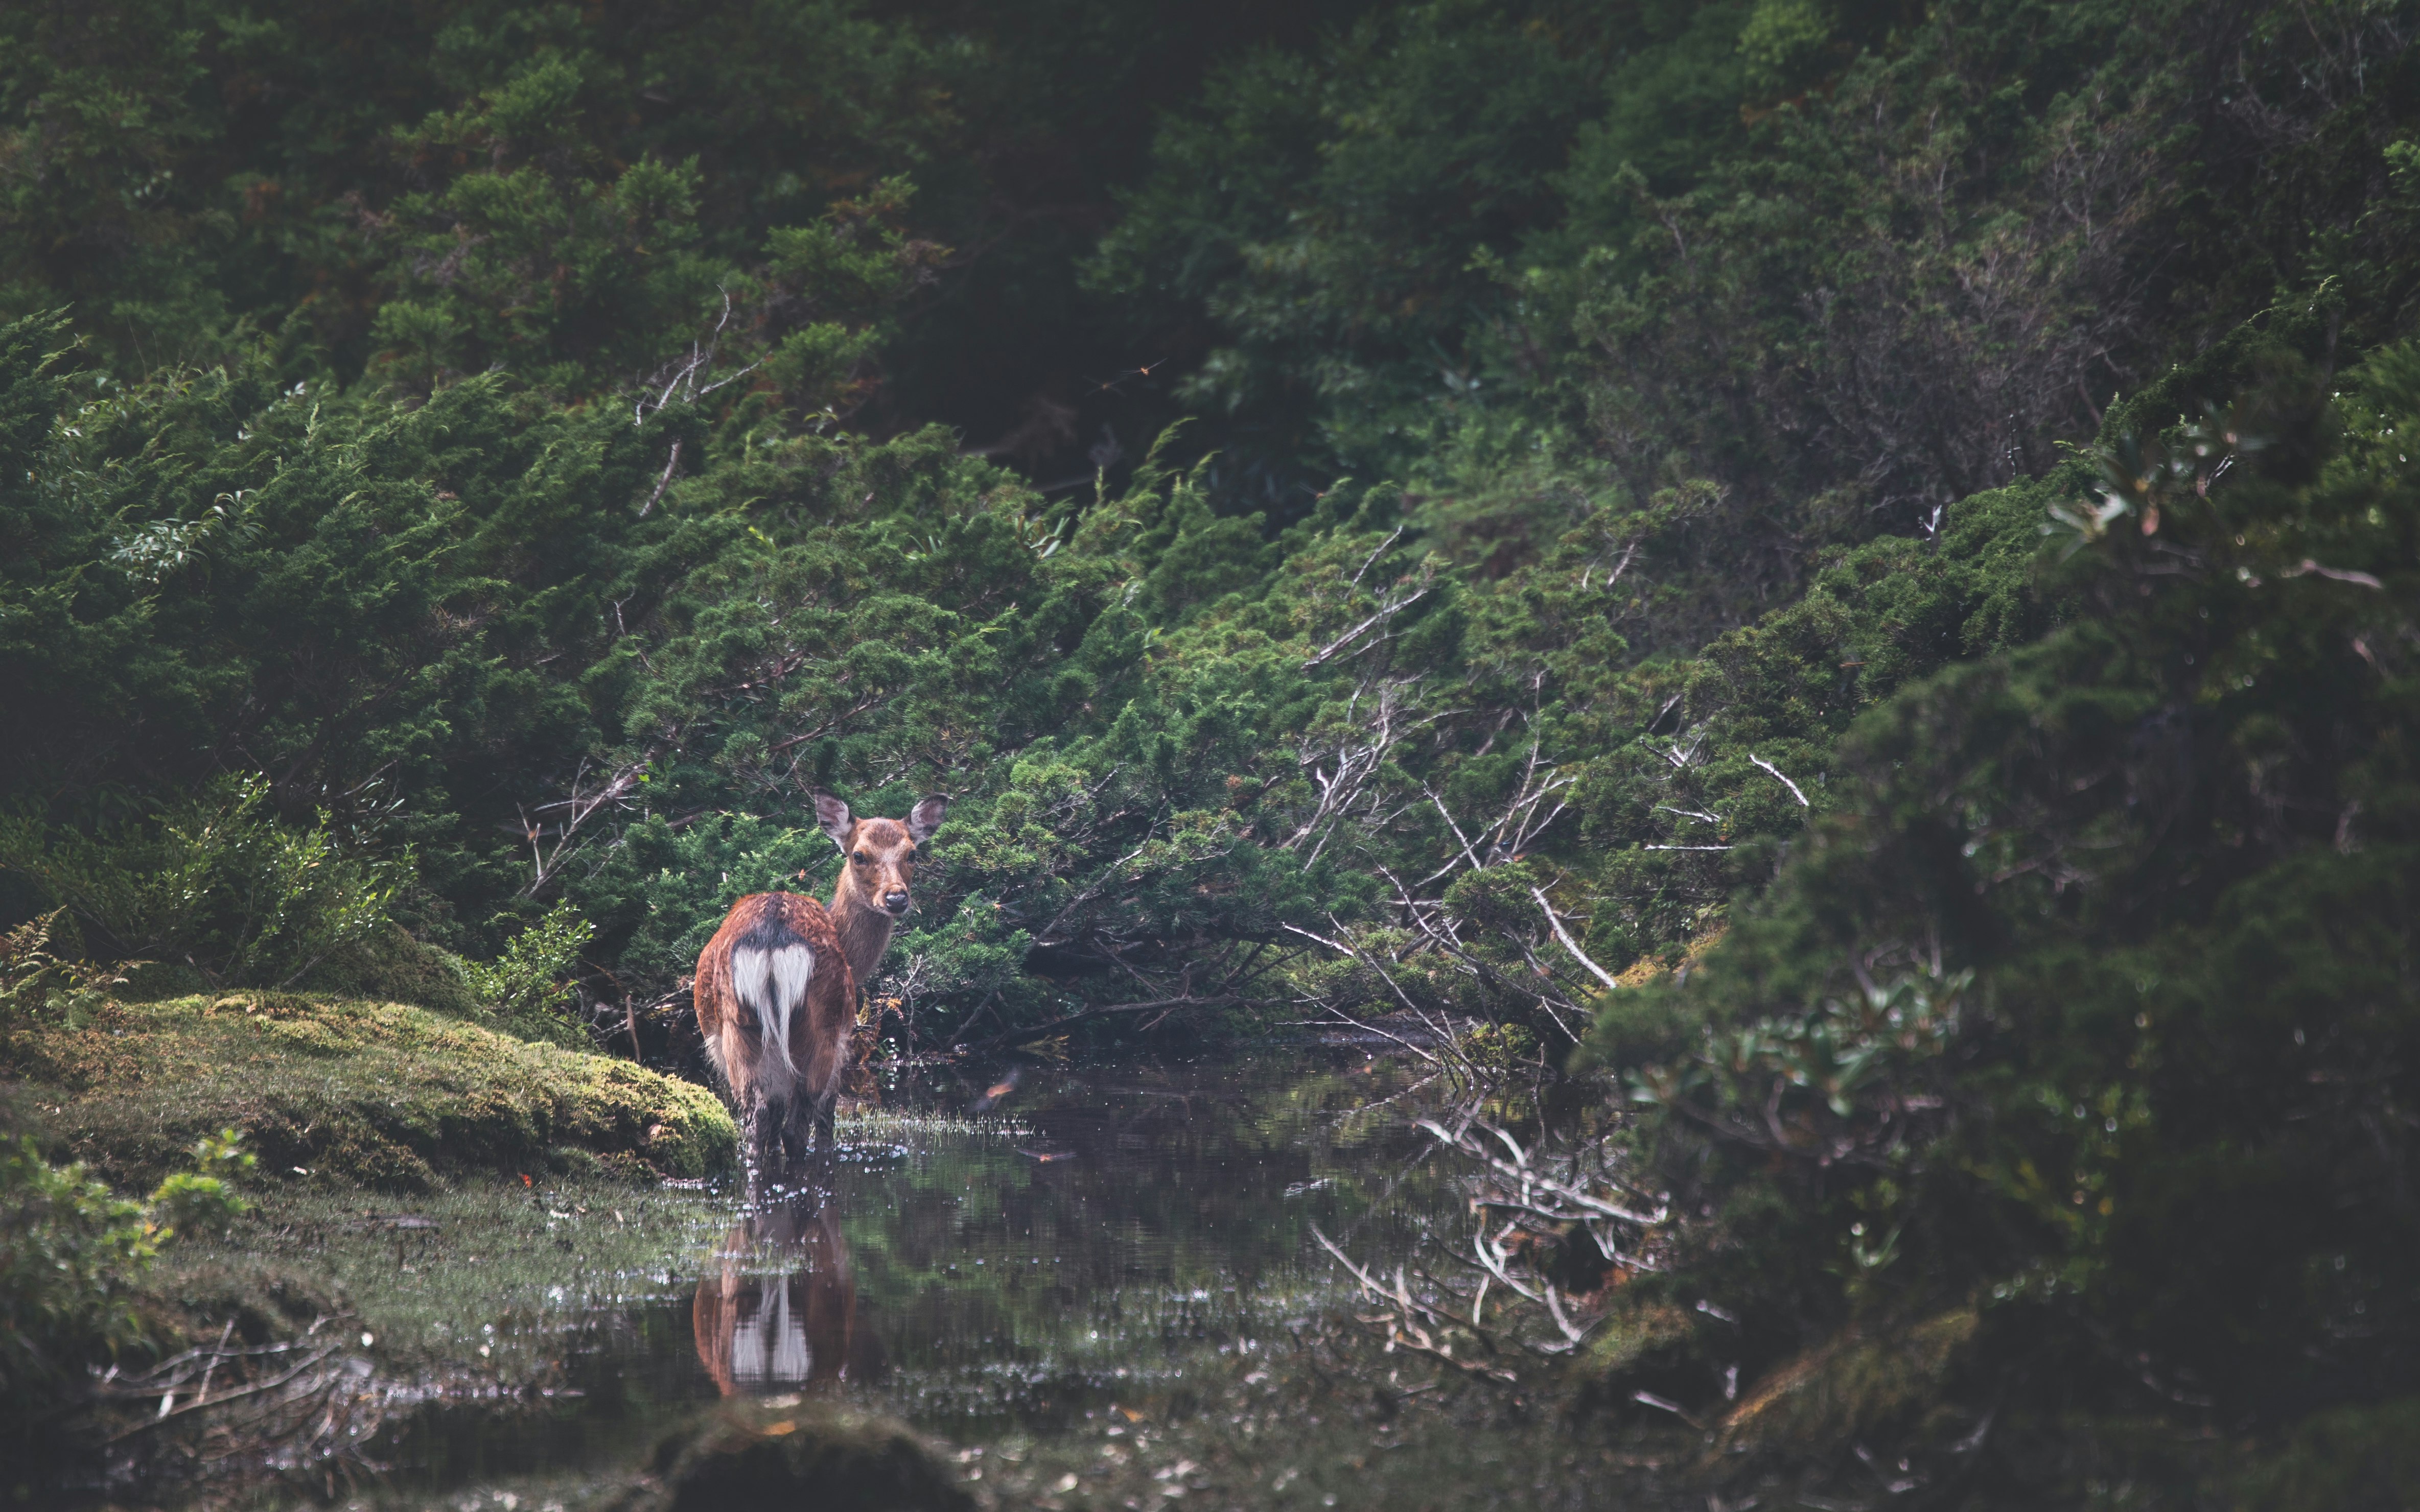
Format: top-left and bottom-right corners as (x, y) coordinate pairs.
(4, 993), (735, 1191)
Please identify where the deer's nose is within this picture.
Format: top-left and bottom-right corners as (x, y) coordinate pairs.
(882, 889), (911, 913)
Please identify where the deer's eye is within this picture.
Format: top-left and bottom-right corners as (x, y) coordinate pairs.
(852, 852), (871, 865)
(904, 847), (918, 861)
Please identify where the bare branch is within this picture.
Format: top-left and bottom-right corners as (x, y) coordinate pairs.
(1280, 922), (1456, 1070)
(1655, 805), (1722, 824)
(1750, 752), (1810, 808)
(519, 754), (655, 896)
(1424, 785), (1485, 872)
(1311, 1223), (1519, 1385)
(105, 1345), (341, 1443)
(1599, 537), (1640, 590)
(1531, 887), (1620, 993)
(1349, 525), (1406, 588)
(639, 437), (681, 518)
(1305, 585), (1431, 669)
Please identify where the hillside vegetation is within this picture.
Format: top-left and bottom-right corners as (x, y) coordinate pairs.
(4, 0), (2418, 1496)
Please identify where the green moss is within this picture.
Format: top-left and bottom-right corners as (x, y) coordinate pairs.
(1577, 1298), (1694, 1379)
(2227, 1398), (2420, 1512)
(615, 1400), (976, 1512)
(1715, 1309), (1978, 1454)
(299, 922), (484, 1019)
(149, 1176), (730, 1378)
(4, 993), (735, 1191)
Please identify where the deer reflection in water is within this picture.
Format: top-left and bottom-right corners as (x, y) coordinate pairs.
(692, 1188), (885, 1396)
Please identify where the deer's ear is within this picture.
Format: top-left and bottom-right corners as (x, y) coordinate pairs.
(906, 793), (949, 844)
(811, 790), (853, 846)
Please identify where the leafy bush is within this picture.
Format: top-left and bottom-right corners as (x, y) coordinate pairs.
(0, 1127), (251, 1438)
(0, 774), (403, 991)
(145, 1126), (254, 1239)
(456, 902), (594, 1047)
(0, 1138), (157, 1409)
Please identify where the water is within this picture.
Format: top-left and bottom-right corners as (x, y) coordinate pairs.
(358, 1049), (1561, 1506)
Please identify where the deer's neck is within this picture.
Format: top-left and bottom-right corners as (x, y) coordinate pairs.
(827, 881), (896, 988)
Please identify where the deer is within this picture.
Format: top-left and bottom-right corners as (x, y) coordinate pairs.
(692, 790), (948, 1185)
(810, 789), (948, 997)
(692, 1191), (883, 1396)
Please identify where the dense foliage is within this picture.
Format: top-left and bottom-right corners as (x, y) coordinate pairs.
(3, 0), (2417, 1492)
(1586, 341), (2420, 1482)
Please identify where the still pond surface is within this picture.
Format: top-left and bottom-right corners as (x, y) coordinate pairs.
(340, 1050), (1661, 1510)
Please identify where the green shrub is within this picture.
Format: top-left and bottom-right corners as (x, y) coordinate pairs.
(0, 908), (130, 1032)
(1585, 345), (2420, 1463)
(299, 922), (482, 1018)
(1458, 1021), (1537, 1071)
(0, 1126), (251, 1439)
(0, 774), (403, 991)
(457, 902), (594, 1047)
(0, 1137), (157, 1410)
(145, 1127), (254, 1240)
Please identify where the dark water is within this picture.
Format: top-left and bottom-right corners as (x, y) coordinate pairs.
(372, 1050), (1469, 1501)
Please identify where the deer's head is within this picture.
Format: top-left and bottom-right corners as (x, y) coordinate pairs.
(813, 790), (948, 919)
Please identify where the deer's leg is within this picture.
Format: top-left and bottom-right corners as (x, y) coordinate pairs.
(780, 1093), (823, 1168)
(765, 1097), (800, 1190)
(740, 1100), (764, 1203)
(812, 1096), (836, 1153)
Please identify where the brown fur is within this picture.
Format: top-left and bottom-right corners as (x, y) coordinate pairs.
(693, 890), (856, 1171)
(814, 791), (949, 988)
(690, 793), (945, 1182)
(691, 1197), (882, 1395)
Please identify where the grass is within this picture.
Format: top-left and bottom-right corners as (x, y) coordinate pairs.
(3, 991), (736, 1191)
(155, 1175), (735, 1378)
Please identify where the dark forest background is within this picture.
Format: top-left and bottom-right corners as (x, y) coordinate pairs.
(5, 0), (2419, 1495)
